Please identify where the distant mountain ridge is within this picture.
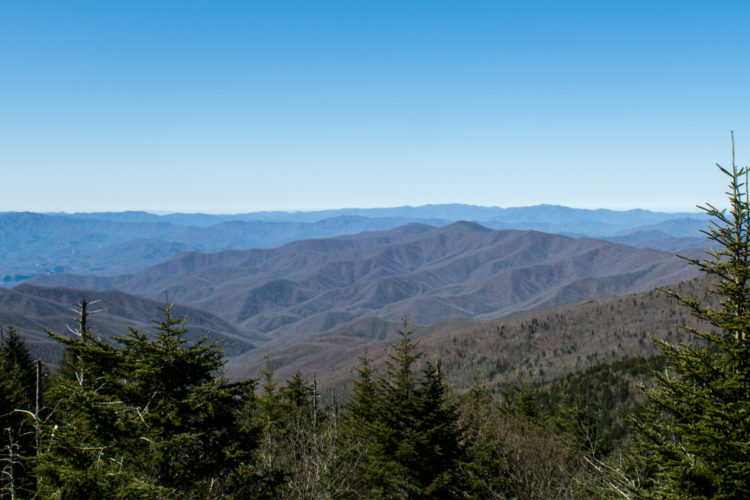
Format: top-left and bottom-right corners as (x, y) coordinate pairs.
(50, 203), (704, 229)
(31, 222), (700, 345)
(3, 204), (706, 284)
(0, 212), (443, 282)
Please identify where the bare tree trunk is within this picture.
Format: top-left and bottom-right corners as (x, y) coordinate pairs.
(35, 360), (42, 456)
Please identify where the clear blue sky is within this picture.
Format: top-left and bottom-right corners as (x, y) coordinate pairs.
(2, 1), (748, 213)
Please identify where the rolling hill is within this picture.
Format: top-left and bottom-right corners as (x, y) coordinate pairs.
(30, 222), (699, 346)
(228, 275), (716, 394)
(0, 284), (264, 365)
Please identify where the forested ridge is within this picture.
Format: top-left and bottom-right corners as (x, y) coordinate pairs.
(1, 309), (664, 499)
(3, 150), (750, 498)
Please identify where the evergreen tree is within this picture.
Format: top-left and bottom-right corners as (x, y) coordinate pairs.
(281, 370), (314, 422)
(36, 314), (137, 497)
(233, 354), (288, 499)
(343, 345), (378, 447)
(459, 377), (511, 499)
(552, 393), (610, 459)
(351, 318), (466, 499)
(635, 136), (750, 498)
(340, 346), (378, 496)
(362, 319), (423, 496)
(0, 326), (38, 497)
(412, 361), (465, 497)
(0, 327), (36, 408)
(36, 300), (258, 498)
(116, 303), (257, 496)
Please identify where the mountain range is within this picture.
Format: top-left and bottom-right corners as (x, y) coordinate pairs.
(48, 204), (703, 230)
(2, 205), (706, 284)
(2, 206), (713, 392)
(29, 222), (699, 349)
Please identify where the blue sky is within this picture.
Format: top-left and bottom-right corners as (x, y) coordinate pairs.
(2, 1), (749, 213)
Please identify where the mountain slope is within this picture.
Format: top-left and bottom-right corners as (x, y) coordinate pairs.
(31, 222), (699, 344)
(3, 205), (707, 284)
(0, 284), (263, 364)
(228, 275), (715, 392)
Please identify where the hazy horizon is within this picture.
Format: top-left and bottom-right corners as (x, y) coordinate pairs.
(12, 202), (708, 217)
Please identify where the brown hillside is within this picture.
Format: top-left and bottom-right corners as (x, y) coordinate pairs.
(0, 284), (263, 364)
(226, 275), (717, 395)
(30, 223), (699, 345)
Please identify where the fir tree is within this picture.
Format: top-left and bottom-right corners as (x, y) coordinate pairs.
(116, 303), (257, 496)
(344, 345), (378, 438)
(459, 376), (511, 499)
(635, 135), (750, 498)
(35, 318), (137, 498)
(36, 300), (258, 498)
(281, 370), (314, 422)
(0, 326), (38, 497)
(340, 345), (378, 496)
(0, 327), (36, 408)
(351, 318), (466, 498)
(412, 361), (465, 497)
(234, 353), (288, 499)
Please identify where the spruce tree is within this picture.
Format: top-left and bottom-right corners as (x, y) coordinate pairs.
(116, 303), (257, 496)
(233, 354), (288, 499)
(0, 327), (36, 408)
(281, 370), (314, 421)
(37, 300), (258, 498)
(344, 345), (378, 438)
(636, 135), (750, 498)
(459, 377), (511, 499)
(351, 318), (466, 498)
(364, 318), (423, 496)
(35, 307), (133, 498)
(413, 361), (465, 497)
(340, 346), (378, 495)
(0, 326), (38, 497)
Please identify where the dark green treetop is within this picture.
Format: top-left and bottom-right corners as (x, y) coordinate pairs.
(36, 300), (258, 498)
(636, 135), (750, 498)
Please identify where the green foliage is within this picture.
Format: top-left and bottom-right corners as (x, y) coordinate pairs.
(500, 383), (544, 423)
(0, 326), (38, 497)
(343, 346), (378, 440)
(239, 357), (361, 499)
(457, 377), (511, 499)
(344, 319), (466, 499)
(0, 327), (36, 409)
(634, 137), (750, 498)
(539, 355), (664, 454)
(120, 305), (258, 494)
(243, 353), (288, 497)
(35, 301), (258, 498)
(0, 327), (35, 427)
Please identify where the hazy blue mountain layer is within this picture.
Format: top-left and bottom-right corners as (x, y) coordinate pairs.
(2, 205), (705, 284)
